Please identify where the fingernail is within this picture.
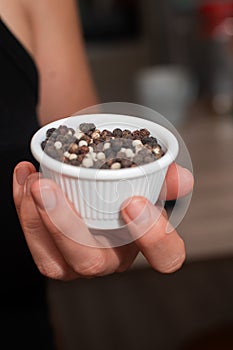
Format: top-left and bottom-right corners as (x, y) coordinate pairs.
(36, 185), (56, 211)
(124, 197), (150, 225)
(26, 174), (39, 196)
(15, 166), (31, 186)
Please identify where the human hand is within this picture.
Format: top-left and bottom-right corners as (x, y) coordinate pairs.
(13, 161), (194, 280)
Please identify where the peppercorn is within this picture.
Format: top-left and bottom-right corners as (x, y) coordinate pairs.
(112, 128), (123, 137)
(79, 123), (96, 134)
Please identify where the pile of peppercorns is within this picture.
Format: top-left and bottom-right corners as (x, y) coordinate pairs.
(41, 122), (165, 169)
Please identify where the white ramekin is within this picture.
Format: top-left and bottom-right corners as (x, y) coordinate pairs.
(30, 113), (179, 230)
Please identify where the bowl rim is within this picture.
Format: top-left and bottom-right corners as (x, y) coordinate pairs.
(30, 113), (179, 180)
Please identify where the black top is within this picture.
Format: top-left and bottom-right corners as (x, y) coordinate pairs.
(0, 18), (56, 350)
(0, 18), (45, 296)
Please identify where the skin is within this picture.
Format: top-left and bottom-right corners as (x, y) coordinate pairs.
(0, 0), (194, 280)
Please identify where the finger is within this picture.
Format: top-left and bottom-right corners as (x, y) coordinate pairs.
(121, 196), (186, 274)
(159, 162), (194, 201)
(30, 178), (126, 277)
(21, 173), (78, 281)
(13, 161), (36, 215)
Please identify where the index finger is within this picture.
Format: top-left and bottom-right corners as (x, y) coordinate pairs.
(159, 162), (194, 201)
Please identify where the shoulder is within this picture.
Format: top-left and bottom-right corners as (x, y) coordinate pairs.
(23, 0), (79, 15)
(22, 0), (84, 77)
(23, 0), (84, 60)
(23, 0), (97, 124)
(24, 0), (81, 29)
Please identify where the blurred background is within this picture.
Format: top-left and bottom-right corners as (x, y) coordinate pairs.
(48, 1), (233, 349)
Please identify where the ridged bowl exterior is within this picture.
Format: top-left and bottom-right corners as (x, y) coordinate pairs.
(41, 165), (167, 229)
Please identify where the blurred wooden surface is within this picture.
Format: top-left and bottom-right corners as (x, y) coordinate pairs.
(133, 101), (233, 266)
(48, 256), (233, 350)
(178, 102), (233, 261)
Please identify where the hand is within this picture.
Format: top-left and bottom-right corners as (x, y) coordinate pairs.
(13, 161), (194, 280)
